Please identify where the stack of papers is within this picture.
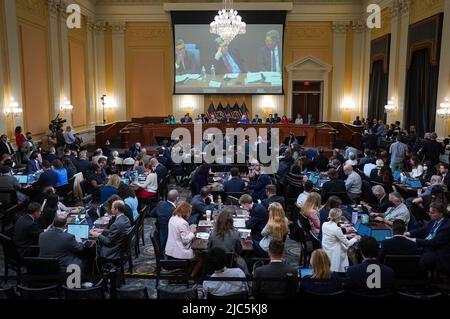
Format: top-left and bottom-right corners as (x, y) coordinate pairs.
(196, 232), (210, 240)
(209, 80), (222, 88)
(199, 220), (213, 227)
(245, 72), (263, 84)
(224, 73), (239, 80)
(175, 74), (189, 83)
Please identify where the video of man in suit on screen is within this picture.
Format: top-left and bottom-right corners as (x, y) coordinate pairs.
(174, 24), (283, 94)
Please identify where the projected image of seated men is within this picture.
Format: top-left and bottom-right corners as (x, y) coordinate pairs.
(213, 36), (246, 75)
(175, 39), (199, 75)
(258, 30), (281, 73)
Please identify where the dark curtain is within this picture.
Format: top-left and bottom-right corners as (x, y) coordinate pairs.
(367, 60), (388, 122)
(404, 49), (439, 138)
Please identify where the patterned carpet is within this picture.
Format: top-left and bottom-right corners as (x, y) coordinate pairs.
(0, 183), (302, 299)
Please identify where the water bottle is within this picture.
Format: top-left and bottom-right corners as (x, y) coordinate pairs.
(134, 170), (139, 182)
(75, 216), (80, 224)
(351, 211), (358, 225)
(201, 66), (206, 79)
(211, 64), (216, 80)
(218, 195), (223, 210)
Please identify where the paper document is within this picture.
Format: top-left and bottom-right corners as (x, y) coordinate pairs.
(233, 219), (246, 228)
(209, 80), (222, 88)
(187, 74), (202, 80)
(224, 73), (239, 80)
(175, 74), (189, 83)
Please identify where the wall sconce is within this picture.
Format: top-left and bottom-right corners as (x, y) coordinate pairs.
(437, 97), (450, 119)
(341, 98), (355, 111)
(384, 97), (396, 113)
(4, 97), (23, 117)
(60, 97), (73, 111)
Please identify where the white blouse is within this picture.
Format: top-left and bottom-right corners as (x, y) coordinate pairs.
(135, 172), (158, 193)
(411, 165), (424, 178)
(165, 215), (195, 259)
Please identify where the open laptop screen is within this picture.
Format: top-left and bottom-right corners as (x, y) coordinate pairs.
(67, 224), (90, 239)
(372, 229), (392, 242)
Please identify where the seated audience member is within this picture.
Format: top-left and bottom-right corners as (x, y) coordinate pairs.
(379, 219), (419, 263)
(280, 116), (289, 125)
(247, 163), (271, 201)
(150, 190), (179, 254)
(92, 148), (107, 165)
(73, 150), (92, 174)
(364, 158), (380, 178)
(203, 247), (248, 297)
(344, 164), (362, 199)
(51, 159), (68, 187)
(359, 149), (375, 170)
(318, 196), (343, 228)
(13, 202), (43, 258)
(363, 185), (394, 214)
(192, 164), (211, 196)
(300, 249), (342, 294)
(0, 134), (15, 158)
(138, 148), (151, 165)
(344, 236), (395, 295)
(105, 195), (133, 225)
(122, 150), (135, 167)
(156, 148), (171, 168)
(190, 187), (216, 225)
(44, 147), (59, 163)
(253, 240), (298, 299)
(322, 208), (359, 272)
(259, 203), (288, 255)
(39, 192), (60, 229)
(62, 157), (77, 180)
(375, 166), (394, 194)
(371, 192), (410, 226)
(313, 148), (329, 172)
(252, 114), (263, 124)
(330, 149), (345, 165)
(34, 160), (57, 189)
(331, 159), (346, 180)
(129, 142), (141, 159)
(405, 202), (450, 275)
(134, 162), (158, 200)
(439, 163), (450, 189)
(111, 151), (123, 166)
(240, 194), (269, 244)
(410, 156), (424, 179)
(345, 152), (358, 167)
(295, 113), (304, 125)
(301, 192), (321, 237)
(118, 184), (139, 222)
(26, 151), (42, 174)
(90, 200), (132, 260)
(0, 165), (29, 204)
(261, 184), (285, 210)
(223, 167), (246, 193)
(344, 146), (359, 160)
(85, 164), (106, 200)
(100, 174), (121, 204)
(165, 202), (197, 260)
(39, 213), (86, 272)
(296, 180), (314, 209)
(321, 168), (346, 201)
(151, 157), (168, 184)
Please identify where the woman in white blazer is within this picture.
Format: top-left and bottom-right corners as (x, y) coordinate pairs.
(321, 208), (360, 273)
(165, 202), (197, 260)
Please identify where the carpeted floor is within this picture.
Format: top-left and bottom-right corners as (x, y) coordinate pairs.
(0, 183), (302, 299)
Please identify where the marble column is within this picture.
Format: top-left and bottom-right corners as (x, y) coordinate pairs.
(386, 0), (401, 124)
(48, 0), (62, 119)
(93, 21), (107, 125)
(86, 19), (97, 126)
(351, 20), (365, 117)
(111, 22), (127, 121)
(331, 21), (349, 121)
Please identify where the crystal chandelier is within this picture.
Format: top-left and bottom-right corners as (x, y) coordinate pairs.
(437, 97), (450, 118)
(210, 0), (246, 45)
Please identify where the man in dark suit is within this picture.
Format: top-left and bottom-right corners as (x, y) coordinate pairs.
(240, 194), (269, 242)
(252, 115), (263, 124)
(190, 187), (216, 225)
(379, 220), (419, 262)
(265, 114), (276, 124)
(321, 168), (346, 200)
(33, 160), (57, 189)
(257, 30), (282, 73)
(26, 151), (42, 174)
(0, 165), (29, 204)
(175, 39), (199, 75)
(39, 214), (87, 272)
(180, 113), (193, 124)
(253, 240), (298, 299)
(313, 148), (329, 172)
(13, 202), (43, 258)
(439, 163), (450, 189)
(224, 167), (246, 194)
(150, 158), (167, 185)
(247, 164), (272, 201)
(305, 114), (315, 125)
(0, 134), (15, 158)
(150, 190), (179, 254)
(91, 200), (132, 261)
(405, 202), (450, 275)
(261, 184), (285, 210)
(213, 37), (246, 75)
(73, 150), (91, 174)
(418, 132), (444, 167)
(344, 236), (395, 295)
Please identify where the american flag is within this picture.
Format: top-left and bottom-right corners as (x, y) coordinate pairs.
(216, 102), (225, 120)
(240, 102), (249, 118)
(232, 102), (241, 120)
(207, 102), (216, 119)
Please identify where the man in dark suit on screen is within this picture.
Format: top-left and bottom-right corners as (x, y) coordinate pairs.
(213, 37), (246, 75)
(175, 39), (199, 75)
(257, 30), (282, 73)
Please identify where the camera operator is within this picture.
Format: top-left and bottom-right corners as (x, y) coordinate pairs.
(63, 126), (78, 151)
(21, 132), (38, 162)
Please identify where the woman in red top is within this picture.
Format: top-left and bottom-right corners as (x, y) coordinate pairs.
(15, 126), (26, 150)
(281, 116), (290, 125)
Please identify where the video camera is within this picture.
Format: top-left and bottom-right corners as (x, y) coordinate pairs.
(50, 114), (67, 132)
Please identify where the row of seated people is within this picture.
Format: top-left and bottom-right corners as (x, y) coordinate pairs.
(171, 113), (316, 125)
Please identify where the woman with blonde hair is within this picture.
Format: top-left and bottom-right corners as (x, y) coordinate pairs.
(321, 208), (359, 273)
(300, 249), (342, 294)
(259, 203), (289, 253)
(301, 192), (321, 236)
(100, 174), (121, 204)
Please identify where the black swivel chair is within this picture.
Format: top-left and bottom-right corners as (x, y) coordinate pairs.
(0, 233), (24, 283)
(0, 285), (18, 299)
(157, 286), (197, 299)
(62, 281), (106, 299)
(17, 284), (61, 299)
(117, 286), (150, 299)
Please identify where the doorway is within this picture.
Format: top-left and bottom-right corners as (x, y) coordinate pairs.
(292, 81), (322, 122)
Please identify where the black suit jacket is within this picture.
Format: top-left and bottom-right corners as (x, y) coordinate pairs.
(379, 236), (419, 262)
(191, 195), (215, 224)
(150, 201), (176, 251)
(13, 215), (42, 258)
(245, 203), (268, 242)
(373, 195), (394, 213)
(39, 228), (85, 272)
(321, 179), (346, 200)
(34, 170), (57, 189)
(253, 261), (298, 298)
(313, 155), (329, 172)
(98, 214), (132, 260)
(344, 260), (395, 295)
(155, 164), (168, 184)
(261, 195), (286, 210)
(176, 50), (198, 75)
(257, 45), (281, 72)
(0, 141), (15, 157)
(214, 48), (246, 75)
(223, 177), (246, 193)
(409, 218), (450, 272)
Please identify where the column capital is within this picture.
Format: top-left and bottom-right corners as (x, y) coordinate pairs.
(351, 20), (366, 33)
(332, 21), (350, 35)
(110, 22), (127, 34)
(88, 20), (107, 33)
(399, 0), (411, 17)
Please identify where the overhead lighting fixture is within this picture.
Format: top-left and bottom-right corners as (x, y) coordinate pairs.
(210, 0), (246, 45)
(437, 97), (450, 118)
(4, 97), (23, 116)
(61, 97), (73, 111)
(384, 97), (396, 113)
